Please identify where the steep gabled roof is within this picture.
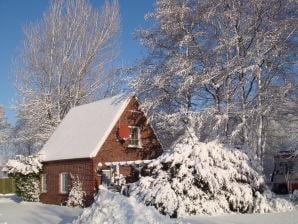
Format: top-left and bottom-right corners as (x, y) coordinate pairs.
(40, 94), (131, 162)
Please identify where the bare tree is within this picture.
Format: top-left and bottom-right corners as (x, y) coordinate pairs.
(14, 0), (120, 154)
(201, 0), (297, 163)
(132, 0), (297, 166)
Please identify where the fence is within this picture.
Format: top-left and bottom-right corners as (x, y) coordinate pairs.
(0, 178), (16, 194)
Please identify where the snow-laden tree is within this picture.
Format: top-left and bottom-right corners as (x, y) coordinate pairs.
(130, 129), (294, 217)
(261, 83), (298, 176)
(0, 106), (10, 145)
(0, 106), (12, 175)
(3, 154), (42, 202)
(67, 175), (86, 207)
(14, 0), (120, 154)
(132, 0), (297, 165)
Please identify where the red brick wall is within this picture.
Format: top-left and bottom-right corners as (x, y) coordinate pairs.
(92, 96), (163, 184)
(40, 158), (94, 206)
(40, 96), (163, 206)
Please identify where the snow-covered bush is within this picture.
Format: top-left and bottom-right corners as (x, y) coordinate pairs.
(130, 129), (293, 217)
(291, 190), (298, 201)
(253, 190), (294, 213)
(72, 186), (179, 224)
(2, 154), (42, 202)
(67, 175), (86, 207)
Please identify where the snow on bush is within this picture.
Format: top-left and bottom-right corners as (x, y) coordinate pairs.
(2, 154), (42, 202)
(130, 129), (294, 217)
(253, 190), (294, 213)
(292, 190), (298, 201)
(72, 186), (180, 224)
(67, 175), (86, 207)
(3, 154), (42, 175)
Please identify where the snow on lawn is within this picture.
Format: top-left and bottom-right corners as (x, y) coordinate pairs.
(0, 194), (81, 224)
(181, 210), (298, 224)
(1, 193), (298, 224)
(73, 187), (298, 224)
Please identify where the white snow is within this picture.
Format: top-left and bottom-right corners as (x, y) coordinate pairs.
(181, 211), (298, 224)
(0, 194), (81, 224)
(2, 154), (42, 202)
(2, 154), (42, 175)
(130, 129), (295, 217)
(40, 94), (130, 161)
(72, 187), (178, 224)
(1, 193), (298, 224)
(67, 176), (86, 207)
(104, 159), (153, 167)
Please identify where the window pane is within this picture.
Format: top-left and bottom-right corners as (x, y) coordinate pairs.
(61, 173), (69, 193)
(128, 127), (141, 147)
(41, 174), (47, 192)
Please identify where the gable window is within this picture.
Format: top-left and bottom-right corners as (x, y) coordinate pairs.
(41, 174), (48, 193)
(128, 126), (142, 148)
(60, 173), (69, 194)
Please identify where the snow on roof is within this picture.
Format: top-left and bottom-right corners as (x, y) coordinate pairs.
(104, 160), (153, 167)
(40, 94), (131, 162)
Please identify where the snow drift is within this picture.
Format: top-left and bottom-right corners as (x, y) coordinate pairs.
(72, 187), (179, 224)
(130, 129), (294, 217)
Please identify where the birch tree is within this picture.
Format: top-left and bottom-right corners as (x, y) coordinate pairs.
(202, 0), (297, 163)
(14, 0), (120, 154)
(132, 0), (297, 163)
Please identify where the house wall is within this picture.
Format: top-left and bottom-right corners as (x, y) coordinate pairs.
(40, 96), (163, 206)
(40, 158), (94, 206)
(92, 96), (163, 185)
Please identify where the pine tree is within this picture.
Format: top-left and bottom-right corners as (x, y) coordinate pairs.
(67, 175), (86, 207)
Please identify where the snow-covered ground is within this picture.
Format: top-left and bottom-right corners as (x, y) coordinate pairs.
(0, 194), (81, 224)
(1, 193), (298, 224)
(183, 211), (298, 224)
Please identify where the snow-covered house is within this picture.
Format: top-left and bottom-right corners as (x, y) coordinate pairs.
(39, 94), (163, 206)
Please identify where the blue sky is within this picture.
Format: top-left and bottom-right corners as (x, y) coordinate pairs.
(0, 0), (155, 125)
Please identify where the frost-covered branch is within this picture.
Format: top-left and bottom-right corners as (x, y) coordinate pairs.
(13, 0), (120, 153)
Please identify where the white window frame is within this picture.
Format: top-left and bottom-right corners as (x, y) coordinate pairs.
(60, 172), (69, 194)
(41, 174), (47, 193)
(128, 126), (142, 148)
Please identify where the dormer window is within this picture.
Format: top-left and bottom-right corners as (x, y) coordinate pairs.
(128, 126), (142, 148)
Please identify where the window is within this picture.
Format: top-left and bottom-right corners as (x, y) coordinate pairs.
(128, 126), (142, 148)
(60, 173), (69, 193)
(101, 170), (112, 187)
(41, 174), (47, 193)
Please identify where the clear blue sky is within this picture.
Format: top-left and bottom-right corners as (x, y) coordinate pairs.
(0, 0), (155, 125)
